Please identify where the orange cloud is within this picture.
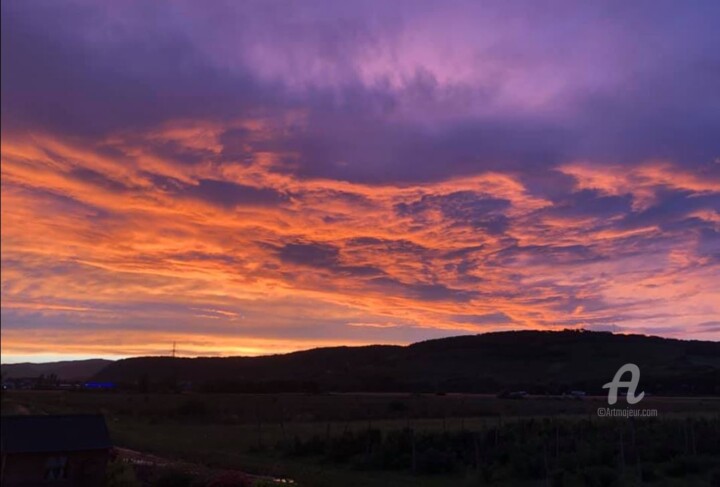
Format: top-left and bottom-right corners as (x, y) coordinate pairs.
(2, 126), (719, 360)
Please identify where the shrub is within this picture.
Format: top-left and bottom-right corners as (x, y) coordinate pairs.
(709, 468), (720, 487)
(415, 447), (456, 475)
(154, 469), (194, 487)
(252, 480), (280, 487)
(640, 464), (660, 482)
(665, 455), (703, 477)
(106, 459), (140, 487)
(579, 466), (618, 487)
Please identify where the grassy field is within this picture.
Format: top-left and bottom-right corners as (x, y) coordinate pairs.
(4, 390), (720, 421)
(3, 391), (720, 486)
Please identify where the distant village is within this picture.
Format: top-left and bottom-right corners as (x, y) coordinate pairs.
(3, 374), (594, 399)
(1, 374), (116, 392)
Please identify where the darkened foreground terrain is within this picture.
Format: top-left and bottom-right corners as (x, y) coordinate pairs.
(2, 331), (719, 485)
(3, 391), (720, 486)
(93, 330), (720, 395)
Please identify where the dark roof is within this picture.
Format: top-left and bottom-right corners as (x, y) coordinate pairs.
(1, 414), (111, 453)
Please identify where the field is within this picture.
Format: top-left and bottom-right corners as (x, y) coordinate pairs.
(3, 391), (720, 486)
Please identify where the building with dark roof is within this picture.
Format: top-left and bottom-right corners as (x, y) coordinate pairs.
(1, 414), (111, 486)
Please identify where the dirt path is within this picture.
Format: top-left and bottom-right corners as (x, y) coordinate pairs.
(114, 447), (296, 485)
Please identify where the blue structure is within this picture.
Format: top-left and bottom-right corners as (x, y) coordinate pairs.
(83, 381), (115, 390)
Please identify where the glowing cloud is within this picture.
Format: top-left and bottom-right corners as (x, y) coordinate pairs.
(2, 0), (719, 360)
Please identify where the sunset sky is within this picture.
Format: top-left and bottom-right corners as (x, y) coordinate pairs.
(2, 1), (719, 362)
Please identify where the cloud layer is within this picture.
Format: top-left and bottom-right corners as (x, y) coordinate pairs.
(2, 0), (719, 360)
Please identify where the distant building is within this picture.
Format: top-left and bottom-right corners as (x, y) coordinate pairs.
(1, 414), (111, 486)
(83, 381), (116, 390)
(508, 391), (528, 399)
(1, 378), (35, 390)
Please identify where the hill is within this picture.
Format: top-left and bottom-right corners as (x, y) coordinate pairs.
(94, 330), (720, 394)
(1, 359), (113, 381)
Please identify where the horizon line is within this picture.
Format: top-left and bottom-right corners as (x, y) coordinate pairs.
(3, 328), (716, 365)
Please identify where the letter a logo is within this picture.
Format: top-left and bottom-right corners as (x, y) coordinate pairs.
(603, 363), (645, 405)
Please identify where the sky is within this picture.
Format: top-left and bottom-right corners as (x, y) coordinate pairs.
(1, 0), (719, 362)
